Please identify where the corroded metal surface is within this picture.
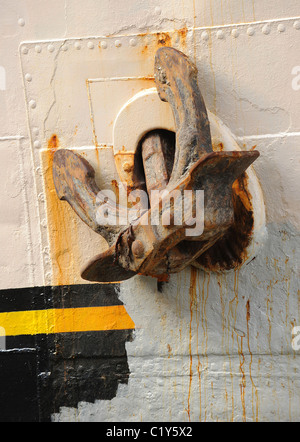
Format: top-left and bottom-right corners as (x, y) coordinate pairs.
(154, 47), (213, 186)
(114, 149), (258, 279)
(53, 47), (259, 282)
(53, 149), (125, 246)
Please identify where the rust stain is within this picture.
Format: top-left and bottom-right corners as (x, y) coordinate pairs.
(177, 26), (188, 41)
(141, 44), (148, 55)
(200, 270), (210, 422)
(42, 135), (81, 286)
(86, 80), (99, 148)
(213, 141), (224, 151)
(186, 266), (198, 421)
(229, 269), (240, 420)
(139, 28), (188, 59)
(176, 27), (188, 51)
(236, 332), (246, 422)
(246, 299), (259, 421)
(221, 274), (234, 421)
(196, 172), (254, 271)
(111, 179), (120, 204)
(95, 146), (100, 168)
(156, 32), (172, 47)
(194, 270), (202, 421)
(246, 299), (251, 322)
(91, 116), (99, 147)
(48, 134), (59, 150)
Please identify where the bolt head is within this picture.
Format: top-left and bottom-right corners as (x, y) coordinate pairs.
(131, 240), (144, 258)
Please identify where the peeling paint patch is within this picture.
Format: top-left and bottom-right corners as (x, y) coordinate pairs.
(0, 283), (134, 422)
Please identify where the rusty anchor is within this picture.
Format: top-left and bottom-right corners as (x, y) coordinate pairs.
(52, 47), (259, 283)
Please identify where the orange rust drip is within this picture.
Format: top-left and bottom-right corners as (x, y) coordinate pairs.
(48, 134), (58, 150)
(246, 299), (259, 421)
(200, 271), (210, 422)
(177, 27), (188, 46)
(194, 270), (202, 422)
(187, 267), (198, 421)
(229, 269), (240, 420)
(140, 29), (187, 57)
(111, 179), (120, 204)
(42, 135), (81, 286)
(156, 32), (172, 47)
(237, 333), (246, 422)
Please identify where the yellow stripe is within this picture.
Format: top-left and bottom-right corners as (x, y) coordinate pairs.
(0, 306), (135, 336)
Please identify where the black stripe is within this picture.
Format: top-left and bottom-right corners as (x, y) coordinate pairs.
(0, 352), (40, 422)
(0, 283), (134, 422)
(0, 286), (49, 313)
(0, 283), (123, 313)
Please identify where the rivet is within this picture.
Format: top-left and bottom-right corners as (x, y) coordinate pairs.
(33, 140), (41, 149)
(87, 41), (94, 49)
(74, 41), (81, 50)
(154, 6), (161, 15)
(36, 166), (42, 176)
(38, 192), (45, 202)
(48, 44), (55, 53)
(29, 100), (36, 109)
(61, 44), (68, 51)
(45, 272), (52, 282)
(231, 29), (239, 38)
(262, 24), (271, 35)
(277, 23), (285, 33)
(18, 18), (25, 27)
(35, 45), (42, 53)
(293, 20), (300, 30)
(100, 41), (108, 49)
(216, 30), (224, 39)
(129, 38), (137, 47)
(201, 31), (209, 41)
(247, 27), (255, 36)
(131, 240), (144, 258)
(33, 128), (39, 138)
(115, 39), (122, 48)
(123, 162), (133, 172)
(21, 46), (28, 54)
(25, 73), (32, 82)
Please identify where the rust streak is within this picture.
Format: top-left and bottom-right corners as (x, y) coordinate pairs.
(187, 266), (197, 421)
(43, 135), (81, 285)
(237, 333), (246, 422)
(195, 271), (202, 421)
(48, 134), (58, 150)
(246, 299), (259, 421)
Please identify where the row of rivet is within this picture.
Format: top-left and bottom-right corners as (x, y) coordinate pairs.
(21, 20), (300, 54)
(23, 19), (300, 149)
(21, 37), (139, 55)
(201, 20), (300, 40)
